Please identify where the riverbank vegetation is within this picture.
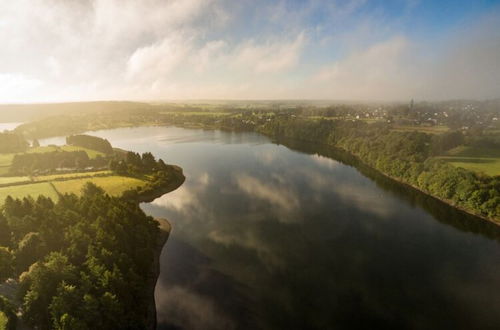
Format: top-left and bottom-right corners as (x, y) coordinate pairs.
(256, 118), (499, 221)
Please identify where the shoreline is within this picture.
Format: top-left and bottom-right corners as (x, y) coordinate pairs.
(138, 168), (185, 330)
(146, 217), (171, 330)
(136, 166), (186, 204)
(272, 136), (500, 226)
(332, 145), (500, 226)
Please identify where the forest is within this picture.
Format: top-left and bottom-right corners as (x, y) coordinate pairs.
(0, 184), (160, 329)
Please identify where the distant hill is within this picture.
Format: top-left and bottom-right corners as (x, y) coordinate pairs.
(0, 101), (153, 122)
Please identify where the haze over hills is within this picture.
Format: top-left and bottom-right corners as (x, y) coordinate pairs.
(1, 98), (500, 122)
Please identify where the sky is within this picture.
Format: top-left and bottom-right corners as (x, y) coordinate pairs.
(0, 0), (499, 103)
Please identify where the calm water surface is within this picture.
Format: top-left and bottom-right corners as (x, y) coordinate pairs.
(0, 122), (22, 131)
(44, 126), (500, 330)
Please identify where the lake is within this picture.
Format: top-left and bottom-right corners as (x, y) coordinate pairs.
(0, 122), (22, 132)
(43, 126), (500, 330)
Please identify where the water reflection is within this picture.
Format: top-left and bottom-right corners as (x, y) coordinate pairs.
(0, 122), (22, 132)
(42, 126), (500, 329)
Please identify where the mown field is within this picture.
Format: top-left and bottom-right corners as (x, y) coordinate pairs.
(392, 125), (450, 134)
(0, 182), (59, 203)
(28, 145), (105, 158)
(160, 111), (230, 116)
(437, 146), (500, 176)
(0, 154), (14, 176)
(33, 170), (112, 182)
(52, 176), (146, 196)
(0, 311), (7, 330)
(0, 157), (148, 205)
(0, 145), (105, 178)
(0, 176), (30, 186)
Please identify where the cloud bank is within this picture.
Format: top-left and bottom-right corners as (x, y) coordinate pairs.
(0, 0), (499, 102)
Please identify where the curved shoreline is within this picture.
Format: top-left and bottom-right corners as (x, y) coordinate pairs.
(272, 136), (500, 226)
(147, 218), (171, 330)
(137, 167), (185, 329)
(137, 166), (186, 204)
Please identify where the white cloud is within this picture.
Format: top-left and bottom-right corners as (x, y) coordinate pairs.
(0, 73), (45, 102)
(126, 35), (193, 82)
(232, 33), (305, 74)
(0, 1), (499, 102)
(309, 36), (419, 100)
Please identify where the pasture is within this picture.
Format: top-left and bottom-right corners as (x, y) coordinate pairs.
(392, 125), (450, 134)
(0, 312), (7, 330)
(0, 182), (59, 204)
(33, 170), (112, 182)
(28, 145), (104, 158)
(53, 176), (147, 196)
(0, 176), (30, 186)
(437, 146), (500, 176)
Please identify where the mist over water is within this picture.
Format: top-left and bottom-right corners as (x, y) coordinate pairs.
(0, 122), (22, 132)
(48, 126), (500, 330)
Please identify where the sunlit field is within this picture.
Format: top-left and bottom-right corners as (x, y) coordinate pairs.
(437, 146), (500, 176)
(0, 312), (7, 330)
(0, 176), (30, 186)
(0, 182), (58, 203)
(392, 125), (450, 134)
(33, 170), (112, 182)
(28, 145), (105, 159)
(52, 176), (147, 196)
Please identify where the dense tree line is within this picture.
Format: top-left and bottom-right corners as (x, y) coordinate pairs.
(0, 133), (28, 153)
(66, 135), (113, 154)
(0, 184), (160, 329)
(10, 151), (108, 175)
(257, 118), (500, 220)
(109, 152), (169, 176)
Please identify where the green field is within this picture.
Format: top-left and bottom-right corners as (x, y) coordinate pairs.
(53, 176), (146, 196)
(33, 170), (111, 182)
(0, 154), (14, 167)
(0, 176), (30, 185)
(392, 125), (450, 134)
(0, 174), (147, 205)
(161, 111), (230, 116)
(0, 145), (106, 177)
(437, 146), (500, 176)
(28, 145), (105, 158)
(0, 311), (7, 330)
(27, 145), (59, 153)
(0, 182), (59, 204)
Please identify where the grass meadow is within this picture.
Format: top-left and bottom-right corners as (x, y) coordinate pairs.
(437, 146), (500, 176)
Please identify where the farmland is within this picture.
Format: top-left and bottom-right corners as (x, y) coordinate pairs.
(52, 176), (147, 196)
(28, 145), (105, 158)
(0, 173), (147, 205)
(437, 146), (500, 176)
(0, 312), (6, 330)
(0, 144), (105, 177)
(0, 176), (30, 186)
(33, 170), (112, 182)
(0, 182), (59, 203)
(392, 125), (450, 134)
